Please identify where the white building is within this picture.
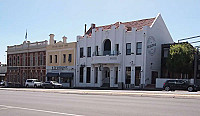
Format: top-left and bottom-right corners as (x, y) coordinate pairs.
(76, 14), (173, 89)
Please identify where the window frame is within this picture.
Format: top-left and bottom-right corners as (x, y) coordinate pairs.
(126, 43), (131, 55)
(136, 42), (142, 55)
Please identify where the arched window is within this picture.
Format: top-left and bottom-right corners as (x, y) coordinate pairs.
(104, 39), (111, 55)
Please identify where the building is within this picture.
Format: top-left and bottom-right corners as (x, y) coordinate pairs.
(7, 40), (48, 86)
(76, 14), (173, 89)
(46, 34), (76, 88)
(0, 64), (7, 81)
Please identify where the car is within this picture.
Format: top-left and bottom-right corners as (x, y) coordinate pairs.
(25, 79), (42, 88)
(0, 81), (5, 86)
(163, 80), (199, 92)
(42, 81), (62, 89)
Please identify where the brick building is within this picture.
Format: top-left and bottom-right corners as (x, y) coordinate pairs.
(7, 40), (48, 86)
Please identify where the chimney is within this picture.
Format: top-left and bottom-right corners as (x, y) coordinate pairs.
(84, 24), (87, 34)
(62, 36), (67, 43)
(91, 23), (95, 29)
(49, 34), (55, 45)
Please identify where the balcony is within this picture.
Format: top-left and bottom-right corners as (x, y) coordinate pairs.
(91, 51), (121, 64)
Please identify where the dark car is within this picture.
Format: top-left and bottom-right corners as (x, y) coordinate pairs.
(163, 80), (199, 92)
(42, 81), (62, 89)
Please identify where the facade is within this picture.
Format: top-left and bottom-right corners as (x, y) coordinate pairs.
(0, 64), (7, 81)
(46, 34), (77, 87)
(7, 40), (48, 86)
(76, 14), (173, 88)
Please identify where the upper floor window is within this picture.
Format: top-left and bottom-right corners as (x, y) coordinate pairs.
(23, 54), (26, 66)
(126, 43), (131, 55)
(13, 56), (16, 66)
(50, 55), (52, 63)
(55, 55), (57, 63)
(80, 48), (84, 58)
(30, 53), (33, 66)
(9, 56), (12, 66)
(40, 53), (44, 65)
(68, 54), (72, 62)
(17, 56), (20, 66)
(87, 47), (91, 57)
(35, 53), (38, 66)
(136, 42), (142, 55)
(63, 54), (66, 63)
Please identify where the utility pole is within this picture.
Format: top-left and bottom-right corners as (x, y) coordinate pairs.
(194, 47), (199, 85)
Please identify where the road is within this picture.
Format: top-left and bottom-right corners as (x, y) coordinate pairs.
(0, 90), (200, 116)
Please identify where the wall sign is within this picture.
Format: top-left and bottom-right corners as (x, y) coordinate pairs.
(147, 36), (156, 56)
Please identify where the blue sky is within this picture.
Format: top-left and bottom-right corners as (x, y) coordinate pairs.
(0, 0), (200, 64)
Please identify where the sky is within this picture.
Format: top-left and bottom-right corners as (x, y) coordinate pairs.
(0, 0), (200, 64)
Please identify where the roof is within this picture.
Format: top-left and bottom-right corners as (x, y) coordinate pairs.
(85, 17), (156, 36)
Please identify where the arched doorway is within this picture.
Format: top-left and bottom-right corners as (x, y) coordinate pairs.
(103, 39), (111, 55)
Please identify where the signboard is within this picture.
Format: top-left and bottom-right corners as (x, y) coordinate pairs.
(147, 36), (156, 56)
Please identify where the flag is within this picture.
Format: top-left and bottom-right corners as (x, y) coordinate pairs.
(25, 29), (27, 41)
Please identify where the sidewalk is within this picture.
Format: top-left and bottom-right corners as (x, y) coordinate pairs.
(1, 88), (200, 99)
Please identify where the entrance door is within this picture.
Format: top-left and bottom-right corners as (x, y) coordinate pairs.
(151, 71), (158, 84)
(135, 67), (141, 86)
(102, 67), (110, 87)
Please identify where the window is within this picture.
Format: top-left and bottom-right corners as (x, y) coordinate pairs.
(136, 42), (142, 55)
(13, 56), (16, 66)
(164, 48), (169, 58)
(115, 67), (118, 84)
(80, 48), (84, 58)
(87, 47), (91, 57)
(68, 54), (72, 62)
(23, 54), (26, 66)
(17, 56), (20, 66)
(95, 46), (99, 56)
(125, 67), (131, 84)
(9, 56), (12, 66)
(80, 67), (84, 83)
(95, 67), (98, 83)
(30, 53), (33, 66)
(63, 54), (66, 63)
(35, 53), (38, 66)
(86, 67), (91, 83)
(115, 44), (119, 55)
(126, 43), (131, 55)
(55, 55), (57, 63)
(50, 55), (52, 63)
(40, 53), (44, 65)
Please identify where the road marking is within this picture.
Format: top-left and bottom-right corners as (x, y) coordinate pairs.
(0, 105), (84, 116)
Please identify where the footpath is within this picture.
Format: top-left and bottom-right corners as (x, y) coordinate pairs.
(1, 88), (200, 99)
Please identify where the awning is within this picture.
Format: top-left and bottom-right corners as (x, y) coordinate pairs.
(60, 73), (74, 78)
(46, 73), (59, 77)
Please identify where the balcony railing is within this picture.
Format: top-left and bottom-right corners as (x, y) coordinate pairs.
(93, 51), (120, 56)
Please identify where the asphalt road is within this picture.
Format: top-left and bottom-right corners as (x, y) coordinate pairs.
(0, 90), (200, 116)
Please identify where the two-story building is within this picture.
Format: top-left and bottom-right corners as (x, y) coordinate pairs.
(46, 34), (76, 88)
(76, 14), (173, 89)
(7, 40), (47, 86)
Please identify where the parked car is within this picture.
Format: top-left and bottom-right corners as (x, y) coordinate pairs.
(42, 81), (62, 89)
(25, 79), (42, 88)
(0, 81), (5, 86)
(163, 80), (199, 92)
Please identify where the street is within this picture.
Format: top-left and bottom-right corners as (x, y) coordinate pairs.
(0, 90), (200, 116)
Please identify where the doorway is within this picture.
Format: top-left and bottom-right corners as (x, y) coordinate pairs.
(151, 71), (158, 84)
(135, 67), (141, 86)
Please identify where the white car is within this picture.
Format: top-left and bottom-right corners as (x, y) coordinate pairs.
(25, 79), (42, 88)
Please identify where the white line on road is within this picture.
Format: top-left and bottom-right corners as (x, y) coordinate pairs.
(0, 104), (84, 116)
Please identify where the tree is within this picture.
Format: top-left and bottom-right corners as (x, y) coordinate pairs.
(166, 43), (195, 75)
